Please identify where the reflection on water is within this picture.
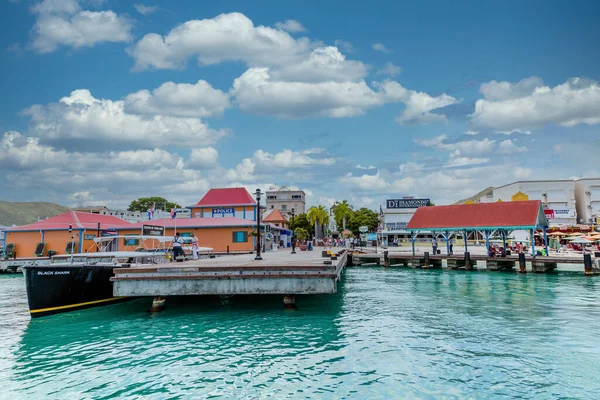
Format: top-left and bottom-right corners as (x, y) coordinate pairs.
(1, 268), (600, 399)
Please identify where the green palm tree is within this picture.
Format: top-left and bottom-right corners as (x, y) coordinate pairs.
(308, 205), (330, 239)
(333, 200), (353, 231)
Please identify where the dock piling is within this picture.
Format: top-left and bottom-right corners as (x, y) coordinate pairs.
(383, 251), (389, 267)
(424, 252), (430, 269)
(584, 254), (593, 276)
(465, 252), (472, 270)
(150, 296), (166, 313)
(518, 253), (526, 273)
(283, 295), (297, 309)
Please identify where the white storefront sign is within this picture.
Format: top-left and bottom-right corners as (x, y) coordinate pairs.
(551, 209), (576, 218)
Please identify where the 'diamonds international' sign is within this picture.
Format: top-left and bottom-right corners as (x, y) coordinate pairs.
(386, 198), (431, 209)
(142, 225), (165, 236)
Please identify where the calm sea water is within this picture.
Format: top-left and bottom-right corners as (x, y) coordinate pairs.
(1, 268), (600, 399)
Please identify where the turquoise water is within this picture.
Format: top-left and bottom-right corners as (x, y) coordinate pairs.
(1, 268), (600, 399)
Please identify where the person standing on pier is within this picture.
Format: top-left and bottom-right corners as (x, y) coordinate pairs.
(190, 233), (199, 260)
(432, 237), (438, 255)
(172, 232), (185, 261)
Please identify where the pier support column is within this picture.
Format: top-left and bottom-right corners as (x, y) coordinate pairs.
(584, 254), (593, 276)
(150, 296), (166, 312)
(283, 295), (297, 310)
(518, 253), (526, 273)
(424, 251), (430, 269)
(465, 252), (472, 270)
(384, 251), (389, 267)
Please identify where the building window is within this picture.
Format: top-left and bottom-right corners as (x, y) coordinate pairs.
(294, 204), (298, 209)
(267, 195), (277, 200)
(194, 212), (200, 218)
(271, 205), (274, 209)
(281, 204), (287, 211)
(232, 231), (248, 243)
(124, 235), (140, 246)
(292, 195), (302, 199)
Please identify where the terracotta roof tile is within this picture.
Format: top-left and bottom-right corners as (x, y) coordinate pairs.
(263, 209), (288, 223)
(6, 211), (130, 231)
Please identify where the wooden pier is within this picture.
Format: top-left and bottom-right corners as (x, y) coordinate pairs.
(111, 250), (348, 307)
(350, 251), (600, 275)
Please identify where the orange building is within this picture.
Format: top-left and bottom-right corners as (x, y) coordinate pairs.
(3, 211), (130, 258)
(118, 217), (259, 253)
(188, 187), (257, 221)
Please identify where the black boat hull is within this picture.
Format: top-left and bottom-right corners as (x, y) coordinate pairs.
(23, 265), (126, 318)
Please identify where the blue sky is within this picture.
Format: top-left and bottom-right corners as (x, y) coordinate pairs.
(1, 0), (599, 210)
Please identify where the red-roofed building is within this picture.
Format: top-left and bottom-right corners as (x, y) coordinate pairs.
(4, 211), (130, 257)
(188, 188), (257, 221)
(405, 200), (548, 231)
(263, 209), (289, 229)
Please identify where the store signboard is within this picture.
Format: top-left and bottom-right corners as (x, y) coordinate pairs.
(142, 225), (164, 236)
(550, 209), (576, 218)
(366, 233), (377, 241)
(212, 207), (235, 216)
(386, 198), (430, 209)
(359, 226), (368, 233)
(544, 209), (554, 219)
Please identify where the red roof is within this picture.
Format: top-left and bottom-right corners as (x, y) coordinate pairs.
(6, 211), (130, 232)
(118, 217), (257, 230)
(405, 200), (547, 230)
(263, 209), (288, 223)
(194, 188), (256, 207)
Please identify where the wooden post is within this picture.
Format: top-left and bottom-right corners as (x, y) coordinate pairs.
(502, 230), (507, 254)
(530, 229), (536, 257)
(543, 227), (548, 255)
(150, 296), (166, 312)
(283, 295), (297, 309)
(424, 251), (430, 269)
(465, 251), (472, 270)
(445, 231), (450, 255)
(464, 230), (469, 254)
(411, 231), (415, 256)
(584, 254), (593, 276)
(384, 250), (389, 267)
(518, 252), (526, 273)
(485, 230), (490, 255)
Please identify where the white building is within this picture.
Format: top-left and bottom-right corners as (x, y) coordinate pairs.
(492, 180), (577, 226)
(574, 178), (600, 224)
(265, 185), (306, 216)
(382, 198), (431, 244)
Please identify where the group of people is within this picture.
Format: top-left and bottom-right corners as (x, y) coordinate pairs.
(171, 232), (200, 261)
(431, 237), (454, 254)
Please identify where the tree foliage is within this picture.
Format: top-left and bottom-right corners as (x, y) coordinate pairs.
(290, 213), (314, 236)
(333, 200), (353, 231)
(347, 207), (379, 235)
(128, 197), (180, 213)
(307, 205), (330, 239)
(294, 227), (309, 241)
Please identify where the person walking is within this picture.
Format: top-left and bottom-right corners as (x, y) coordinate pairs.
(432, 237), (438, 255)
(172, 232), (185, 261)
(190, 232), (199, 260)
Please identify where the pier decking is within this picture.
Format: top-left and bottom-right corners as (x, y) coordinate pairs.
(111, 250), (348, 297)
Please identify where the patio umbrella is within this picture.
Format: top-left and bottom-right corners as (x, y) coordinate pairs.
(564, 235), (586, 241)
(569, 237), (592, 244)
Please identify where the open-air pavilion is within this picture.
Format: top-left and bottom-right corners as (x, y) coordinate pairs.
(405, 200), (549, 257)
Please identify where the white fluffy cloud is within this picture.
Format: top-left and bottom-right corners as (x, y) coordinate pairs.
(378, 80), (459, 124)
(187, 147), (219, 168)
(134, 4), (158, 15)
(372, 43), (390, 53)
(376, 62), (402, 76)
(231, 67), (382, 118)
(124, 80), (231, 118)
(275, 19), (306, 33)
(31, 0), (132, 53)
(471, 77), (600, 131)
(339, 171), (389, 191)
(129, 12), (313, 71)
(23, 89), (229, 147)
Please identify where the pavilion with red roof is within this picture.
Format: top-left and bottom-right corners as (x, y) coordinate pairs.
(263, 209), (289, 229)
(405, 200), (549, 256)
(4, 211), (130, 257)
(188, 188), (257, 221)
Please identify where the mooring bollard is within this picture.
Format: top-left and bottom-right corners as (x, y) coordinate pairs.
(424, 251), (430, 269)
(384, 250), (389, 267)
(465, 252), (472, 270)
(518, 253), (526, 273)
(150, 296), (166, 312)
(584, 254), (593, 276)
(227, 245), (229, 254)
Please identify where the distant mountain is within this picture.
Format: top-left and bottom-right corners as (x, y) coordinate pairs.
(0, 201), (70, 226)
(454, 187), (495, 205)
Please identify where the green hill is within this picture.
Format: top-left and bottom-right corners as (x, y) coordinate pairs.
(0, 201), (70, 226)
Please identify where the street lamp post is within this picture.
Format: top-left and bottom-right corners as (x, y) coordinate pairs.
(291, 208), (296, 254)
(254, 188), (263, 260)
